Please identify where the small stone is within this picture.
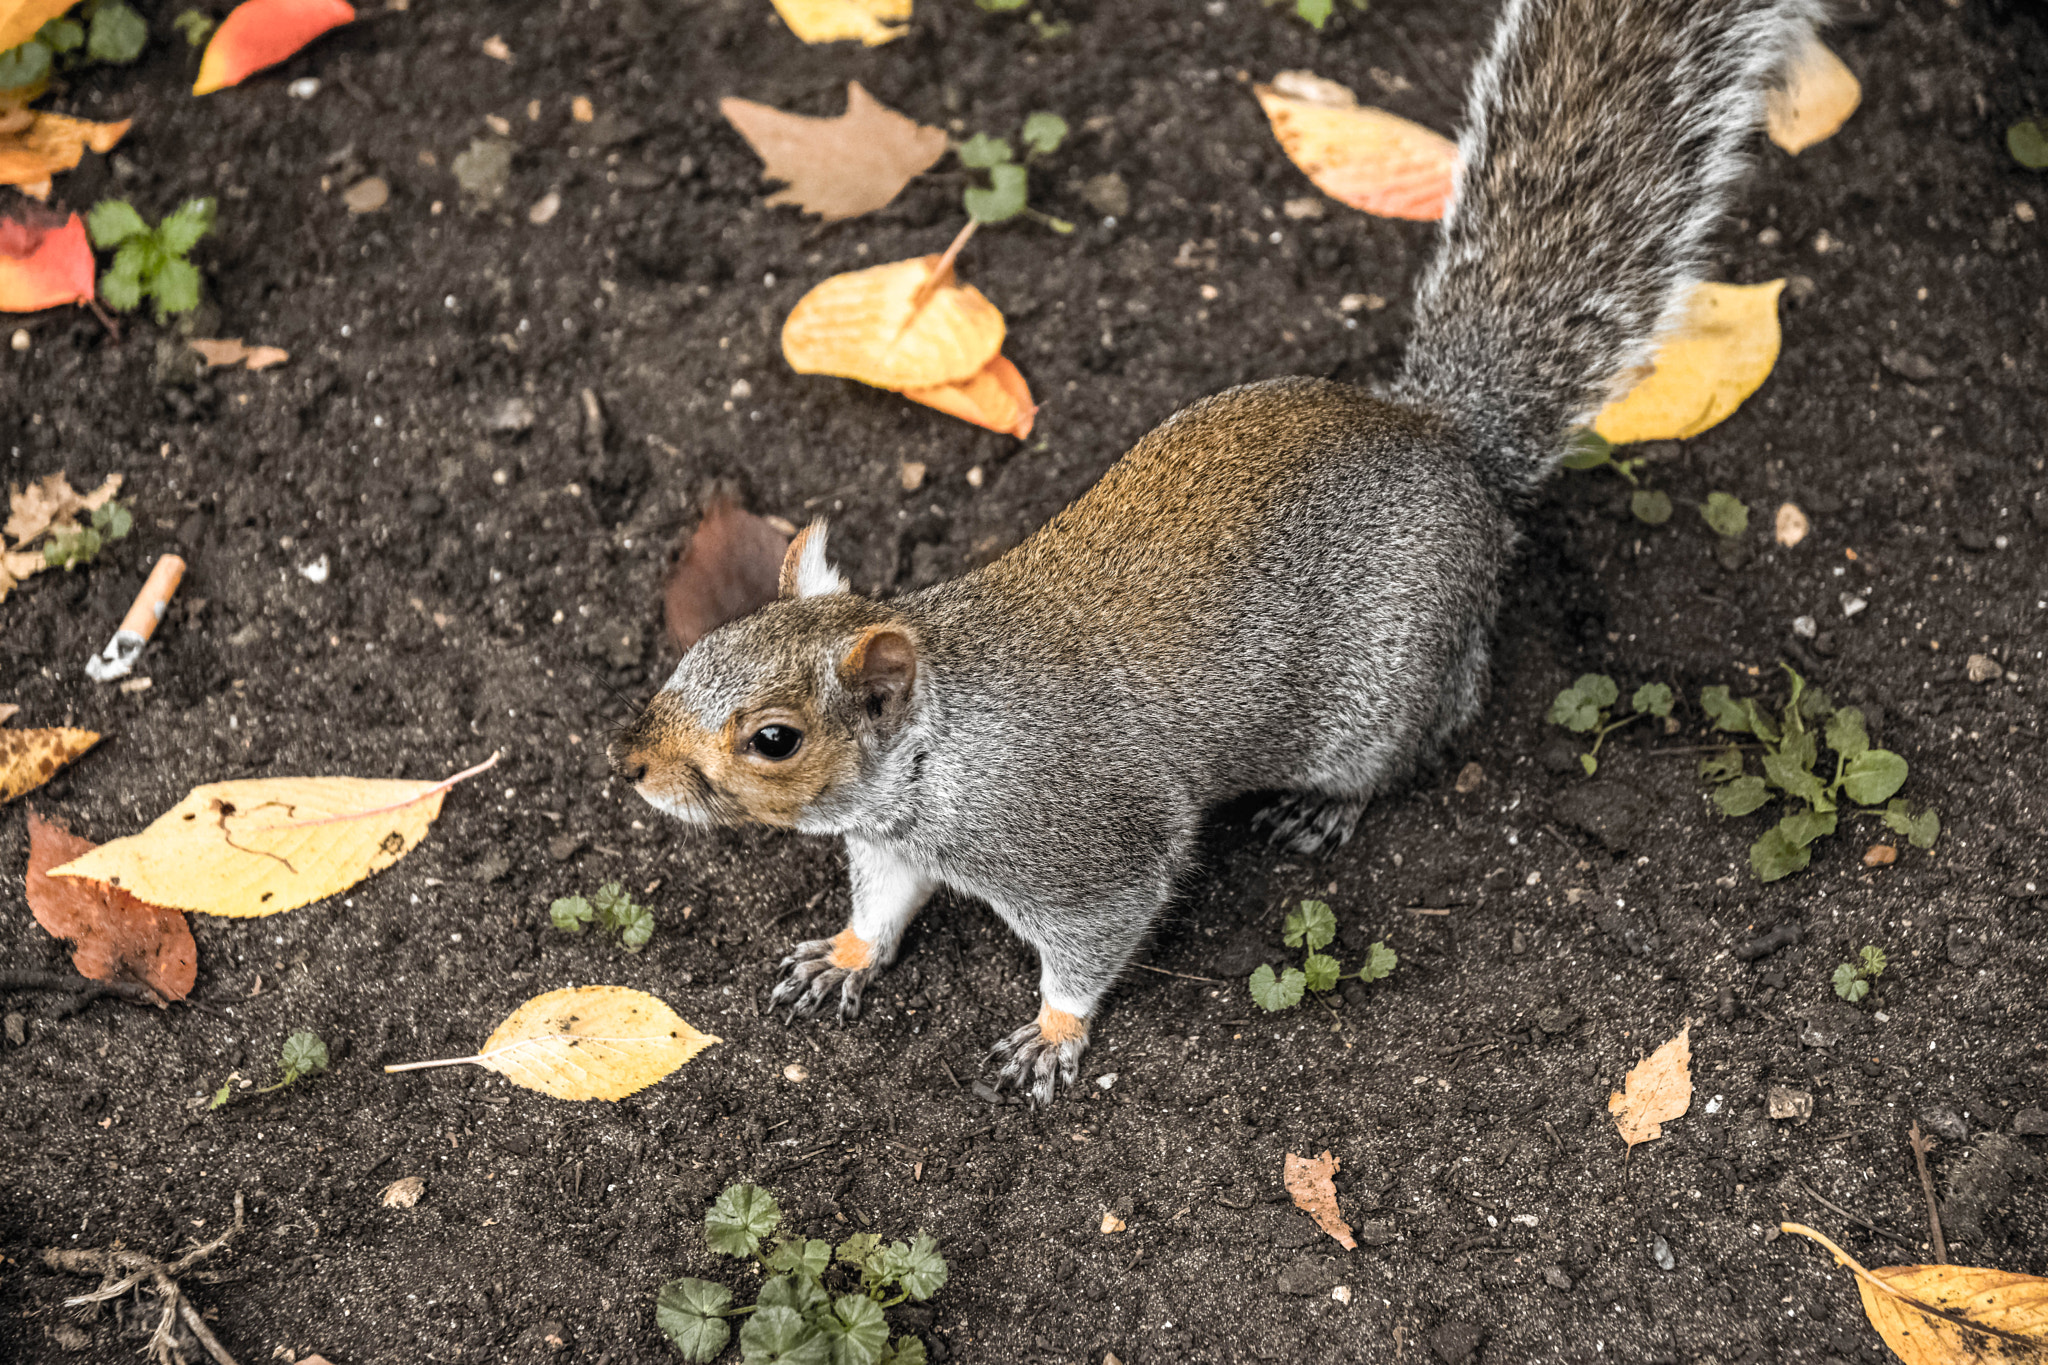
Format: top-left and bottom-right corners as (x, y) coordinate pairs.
(1767, 1086), (1813, 1120)
(1354, 1220), (1395, 1247)
(1543, 1265), (1573, 1291)
(287, 76), (320, 99)
(4, 1012), (24, 1046)
(1918, 1104), (1967, 1145)
(966, 465), (985, 489)
(343, 176), (390, 213)
(483, 396), (536, 436)
(1454, 761), (1484, 794)
(1774, 502), (1809, 546)
(1793, 615), (1818, 639)
(9, 328), (27, 352)
(1784, 274), (1817, 304)
(1338, 292), (1386, 313)
(1880, 348), (1940, 381)
(1275, 1256), (1341, 1296)
(729, 379), (752, 400)
(380, 1176), (426, 1208)
(1839, 593), (1867, 617)
(1535, 1007), (1578, 1036)
(1511, 928), (1527, 956)
(1946, 925), (1986, 968)
(1081, 172), (1129, 218)
(1650, 1234), (1675, 1271)
(528, 190), (561, 225)
(473, 851), (511, 883)
(571, 95), (595, 123)
(1966, 653), (2000, 684)
(783, 1063), (809, 1083)
(1331, 1285), (1352, 1305)
(1957, 526), (1992, 552)
(2012, 1107), (2048, 1136)
(451, 137), (513, 203)
(899, 461), (927, 492)
(1282, 196), (1325, 220)
(546, 834), (584, 863)
(1863, 843), (1897, 866)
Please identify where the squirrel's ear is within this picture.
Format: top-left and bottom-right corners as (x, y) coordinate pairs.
(778, 520), (848, 600)
(840, 625), (917, 720)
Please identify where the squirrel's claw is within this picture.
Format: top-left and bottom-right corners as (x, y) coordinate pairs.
(984, 1020), (1086, 1108)
(770, 937), (872, 1021)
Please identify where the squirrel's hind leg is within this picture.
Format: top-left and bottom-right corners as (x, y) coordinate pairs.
(1253, 791), (1366, 855)
(771, 838), (935, 1021)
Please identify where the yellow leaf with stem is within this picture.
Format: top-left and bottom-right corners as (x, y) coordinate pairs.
(50, 754), (498, 917)
(770, 0), (909, 46)
(385, 986), (720, 1101)
(1780, 1223), (2048, 1363)
(1594, 280), (1786, 444)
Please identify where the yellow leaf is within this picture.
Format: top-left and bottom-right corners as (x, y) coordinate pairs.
(1768, 36), (1860, 155)
(50, 754), (498, 917)
(901, 353), (1036, 438)
(783, 254), (1004, 391)
(1594, 280), (1785, 444)
(1780, 1223), (2048, 1364)
(385, 986), (720, 1101)
(770, 0), (909, 46)
(0, 0), (80, 57)
(0, 725), (98, 802)
(1607, 1021), (1691, 1148)
(1254, 71), (1456, 221)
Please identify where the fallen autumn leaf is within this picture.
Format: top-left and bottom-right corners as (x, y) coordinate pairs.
(1255, 70), (1456, 221)
(769, 0), (909, 47)
(0, 110), (132, 192)
(193, 0), (356, 96)
(1284, 1150), (1358, 1250)
(0, 209), (95, 312)
(663, 494), (790, 651)
(26, 810), (196, 1003)
(0, 725), (99, 802)
(1767, 35), (1861, 155)
(1781, 1222), (2048, 1364)
(721, 82), (946, 223)
(1592, 280), (1786, 443)
(1609, 1021), (1692, 1149)
(783, 247), (1004, 391)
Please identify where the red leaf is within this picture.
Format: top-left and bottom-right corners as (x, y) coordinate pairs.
(26, 809), (197, 1002)
(0, 210), (93, 311)
(193, 0), (355, 95)
(663, 495), (790, 651)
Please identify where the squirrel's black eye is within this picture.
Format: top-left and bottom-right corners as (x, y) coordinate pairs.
(747, 725), (803, 761)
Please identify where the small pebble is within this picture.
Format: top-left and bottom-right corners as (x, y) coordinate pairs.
(571, 95), (595, 123)
(1651, 1235), (1675, 1271)
(287, 77), (320, 99)
(966, 465), (984, 489)
(9, 328), (28, 352)
(1792, 615), (1817, 638)
(528, 191), (562, 226)
(899, 461), (927, 492)
(1839, 593), (1867, 617)
(4, 1012), (24, 1046)
(343, 176), (389, 214)
(1966, 653), (2000, 683)
(1543, 1265), (1574, 1291)
(782, 1064), (809, 1083)
(1774, 501), (1809, 547)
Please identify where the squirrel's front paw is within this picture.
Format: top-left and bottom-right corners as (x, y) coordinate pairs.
(983, 1004), (1089, 1107)
(771, 929), (879, 1021)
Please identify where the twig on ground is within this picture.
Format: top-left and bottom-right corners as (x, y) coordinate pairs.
(1540, 824), (1588, 864)
(0, 969), (165, 1013)
(44, 1192), (246, 1365)
(1131, 963), (1223, 984)
(1791, 1174), (1916, 1250)
(1908, 1120), (1948, 1263)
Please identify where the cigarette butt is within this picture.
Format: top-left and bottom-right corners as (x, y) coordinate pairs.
(120, 555), (186, 641)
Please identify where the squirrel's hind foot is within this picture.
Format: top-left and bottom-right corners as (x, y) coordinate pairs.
(771, 934), (878, 1021)
(1254, 792), (1364, 855)
(984, 1005), (1089, 1107)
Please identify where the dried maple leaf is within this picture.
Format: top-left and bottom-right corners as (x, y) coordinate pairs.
(4, 469), (121, 543)
(0, 725), (99, 802)
(26, 810), (196, 1002)
(1255, 71), (1456, 221)
(0, 209), (95, 312)
(1284, 1149), (1357, 1250)
(663, 494), (791, 651)
(721, 82), (945, 222)
(1608, 1022), (1692, 1148)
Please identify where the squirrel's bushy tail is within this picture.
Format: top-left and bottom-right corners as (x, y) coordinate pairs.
(1397, 0), (1823, 498)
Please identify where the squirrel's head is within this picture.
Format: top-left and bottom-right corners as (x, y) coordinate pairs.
(611, 522), (919, 831)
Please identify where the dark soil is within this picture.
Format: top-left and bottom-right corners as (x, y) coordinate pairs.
(4, 0), (2046, 1362)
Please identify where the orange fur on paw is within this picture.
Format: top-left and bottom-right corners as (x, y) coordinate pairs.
(1036, 1003), (1088, 1045)
(826, 928), (874, 971)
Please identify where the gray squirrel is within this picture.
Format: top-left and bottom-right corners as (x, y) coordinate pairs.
(615, 0), (1828, 1104)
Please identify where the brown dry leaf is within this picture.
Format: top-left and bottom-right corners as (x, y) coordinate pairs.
(1254, 71), (1456, 221)
(1767, 35), (1860, 155)
(0, 111), (132, 191)
(0, 726), (98, 802)
(0, 543), (44, 603)
(189, 338), (290, 370)
(721, 82), (945, 223)
(5, 470), (121, 545)
(1781, 1223), (2048, 1363)
(26, 810), (196, 1002)
(1284, 1149), (1357, 1250)
(384, 986), (720, 1101)
(1608, 1021), (1692, 1148)
(663, 494), (790, 651)
(1864, 843), (1898, 866)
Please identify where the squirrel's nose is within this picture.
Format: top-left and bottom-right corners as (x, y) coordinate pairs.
(608, 739), (650, 784)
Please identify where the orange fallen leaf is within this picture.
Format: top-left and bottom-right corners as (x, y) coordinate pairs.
(770, 0), (909, 46)
(26, 810), (196, 1003)
(663, 494), (790, 651)
(1284, 1150), (1357, 1250)
(1593, 280), (1785, 443)
(1608, 1021), (1691, 1148)
(783, 251), (1004, 391)
(721, 82), (946, 223)
(0, 111), (130, 190)
(0, 209), (94, 311)
(189, 337), (290, 370)
(1780, 1223), (2048, 1364)
(1767, 35), (1860, 155)
(194, 0), (356, 96)
(0, 0), (80, 55)
(0, 726), (98, 802)
(1255, 71), (1456, 221)
(902, 353), (1036, 439)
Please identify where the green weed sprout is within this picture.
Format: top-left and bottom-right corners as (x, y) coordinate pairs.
(1547, 675), (1672, 776)
(43, 500), (132, 570)
(1699, 491), (1750, 538)
(173, 8), (215, 45)
(1560, 429), (1672, 525)
(1832, 945), (1887, 1003)
(550, 881), (655, 952)
(656, 1182), (943, 1365)
(0, 0), (146, 87)
(971, 0), (1070, 38)
(1698, 664), (1938, 882)
(2008, 118), (2048, 170)
(1249, 899), (1396, 1012)
(958, 113), (1073, 233)
(88, 198), (216, 322)
(211, 1030), (328, 1109)
(1276, 0), (1370, 31)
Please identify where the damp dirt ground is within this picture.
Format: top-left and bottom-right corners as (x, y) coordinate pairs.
(3, 0), (2046, 1361)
